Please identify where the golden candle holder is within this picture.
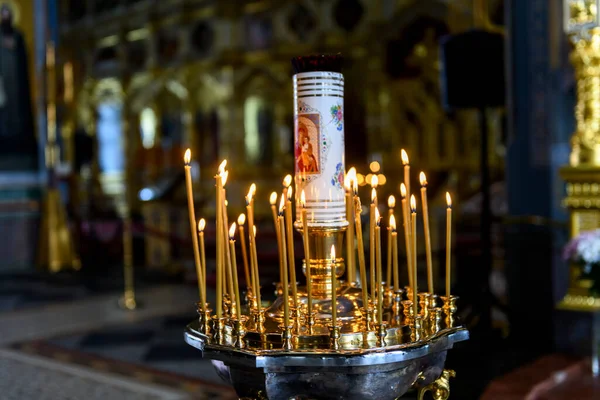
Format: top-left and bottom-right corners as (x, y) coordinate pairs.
(429, 307), (443, 335)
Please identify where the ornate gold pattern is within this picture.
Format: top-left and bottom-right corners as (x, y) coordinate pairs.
(417, 369), (456, 400)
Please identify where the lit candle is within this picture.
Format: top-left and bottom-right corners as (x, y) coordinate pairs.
(270, 191), (283, 284)
(221, 171), (235, 310)
(184, 150), (206, 309)
(400, 183), (413, 291)
(419, 172), (434, 294)
(215, 159), (227, 319)
(198, 218), (207, 305)
(410, 195), (418, 317)
(401, 149), (410, 226)
(330, 244), (337, 328)
(345, 168), (357, 284)
(229, 223), (242, 321)
(390, 215), (399, 291)
(353, 180), (369, 309)
(237, 214), (252, 290)
(300, 190), (312, 316)
(285, 186), (298, 309)
(386, 195), (395, 290)
(246, 184), (261, 310)
(446, 192), (452, 298)
(375, 208), (383, 323)
(370, 177), (378, 299)
(279, 195), (290, 329)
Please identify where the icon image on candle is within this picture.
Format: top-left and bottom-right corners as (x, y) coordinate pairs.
(295, 115), (320, 174)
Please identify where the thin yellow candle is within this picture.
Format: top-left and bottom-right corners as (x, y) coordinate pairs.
(270, 191), (283, 284)
(221, 171), (236, 309)
(198, 219), (207, 304)
(330, 244), (337, 327)
(410, 195), (418, 317)
(278, 195), (290, 329)
(246, 184), (261, 310)
(386, 195), (395, 289)
(215, 160), (227, 319)
(229, 223), (242, 321)
(237, 214), (252, 289)
(300, 190), (313, 316)
(375, 208), (383, 324)
(446, 192), (452, 298)
(183, 150), (206, 308)
(345, 168), (357, 283)
(401, 149), (410, 225)
(420, 172), (434, 293)
(353, 180), (369, 309)
(400, 184), (413, 291)
(390, 215), (399, 291)
(285, 186), (298, 309)
(369, 179), (378, 299)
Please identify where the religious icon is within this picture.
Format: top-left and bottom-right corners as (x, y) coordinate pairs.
(295, 114), (320, 174)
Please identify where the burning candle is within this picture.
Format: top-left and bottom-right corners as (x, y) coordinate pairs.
(198, 218), (207, 304)
(375, 208), (383, 323)
(400, 183), (413, 291)
(221, 171), (235, 309)
(330, 244), (337, 328)
(300, 190), (312, 316)
(410, 195), (418, 317)
(370, 179), (378, 299)
(285, 186), (298, 309)
(390, 215), (399, 291)
(353, 180), (369, 309)
(246, 184), (261, 310)
(229, 223), (242, 321)
(386, 195), (395, 289)
(401, 149), (410, 225)
(446, 192), (452, 298)
(419, 172), (434, 294)
(279, 195), (290, 329)
(215, 159), (227, 319)
(184, 150), (206, 309)
(270, 191), (283, 284)
(345, 168), (357, 284)
(237, 214), (252, 290)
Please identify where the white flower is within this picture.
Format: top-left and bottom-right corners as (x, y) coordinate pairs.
(577, 235), (600, 264)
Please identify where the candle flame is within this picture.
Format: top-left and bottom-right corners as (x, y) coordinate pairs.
(401, 149), (409, 165)
(390, 214), (396, 230)
(253, 225), (257, 237)
(221, 170), (229, 186)
(198, 218), (206, 232)
(330, 244), (336, 261)
(250, 183), (256, 196)
(375, 207), (380, 222)
(371, 174), (379, 188)
(247, 184), (256, 204)
(344, 173), (350, 191)
(270, 191), (278, 205)
(283, 174), (292, 188)
(446, 192), (452, 208)
(400, 183), (407, 199)
(184, 149), (191, 165)
(352, 176), (358, 195)
(237, 213), (246, 226)
(371, 188), (377, 203)
(388, 195), (396, 208)
(218, 159), (227, 174)
(287, 185), (293, 200)
(410, 194), (417, 212)
(419, 172), (427, 187)
(229, 223), (236, 239)
(279, 193), (286, 214)
(301, 190), (306, 207)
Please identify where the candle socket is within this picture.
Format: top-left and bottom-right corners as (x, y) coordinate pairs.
(392, 290), (404, 315)
(197, 303), (212, 335)
(223, 294), (232, 318)
(428, 294), (438, 310)
(233, 318), (247, 349)
(281, 325), (294, 351)
(376, 323), (388, 347)
(305, 311), (317, 336)
(402, 300), (414, 322)
(361, 306), (375, 332)
(328, 324), (342, 350)
(405, 286), (414, 302)
(245, 289), (254, 308)
(384, 286), (395, 309)
(441, 296), (458, 328)
(292, 307), (302, 334)
(212, 316), (227, 345)
(252, 309), (266, 333)
(411, 316), (423, 342)
(274, 282), (284, 297)
(429, 307), (443, 335)
(418, 293), (432, 320)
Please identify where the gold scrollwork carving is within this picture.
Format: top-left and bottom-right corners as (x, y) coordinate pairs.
(417, 369), (456, 400)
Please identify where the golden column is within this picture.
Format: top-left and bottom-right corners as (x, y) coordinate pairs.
(560, 0), (600, 311)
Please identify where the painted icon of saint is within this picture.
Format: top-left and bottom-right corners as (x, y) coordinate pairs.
(296, 116), (319, 174)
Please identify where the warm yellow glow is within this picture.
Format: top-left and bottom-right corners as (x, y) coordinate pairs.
(301, 190), (306, 207)
(353, 176), (359, 193)
(348, 167), (357, 178)
(270, 191), (278, 205)
(279, 193), (286, 214)
(229, 223), (237, 239)
(357, 173), (365, 186)
(283, 174), (292, 188)
(198, 218), (206, 232)
(410, 195), (417, 212)
(218, 159), (227, 174)
(237, 214), (246, 226)
(375, 207), (380, 221)
(400, 183), (407, 199)
(247, 186), (254, 203)
(369, 161), (381, 173)
(344, 174), (351, 191)
(221, 170), (229, 186)
(371, 188), (377, 203)
(401, 149), (409, 165)
(377, 174), (387, 185)
(330, 244), (336, 261)
(388, 195), (396, 208)
(371, 174), (379, 188)
(184, 149), (191, 165)
(420, 172), (427, 187)
(446, 192), (452, 208)
(253, 226), (257, 237)
(390, 214), (396, 230)
(287, 185), (293, 200)
(225, 200), (229, 207)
